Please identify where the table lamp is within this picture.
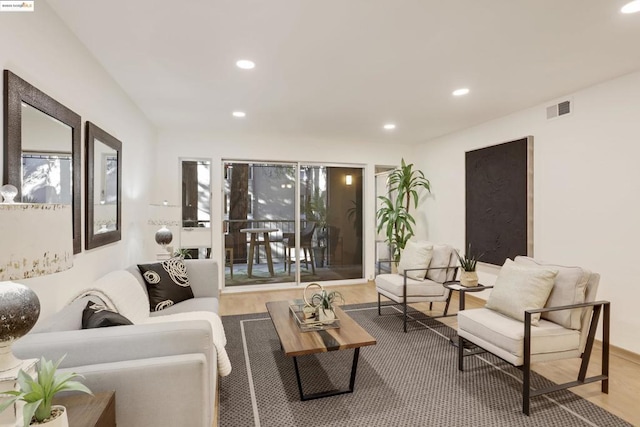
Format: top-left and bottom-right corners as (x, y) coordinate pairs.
(148, 201), (180, 259)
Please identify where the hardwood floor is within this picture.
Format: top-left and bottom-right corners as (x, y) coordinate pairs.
(219, 281), (640, 425)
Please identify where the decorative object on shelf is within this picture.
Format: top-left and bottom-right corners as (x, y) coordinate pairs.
(0, 356), (92, 427)
(0, 184), (18, 203)
(376, 158), (431, 264)
(148, 201), (181, 259)
(456, 243), (482, 287)
(304, 283), (344, 323)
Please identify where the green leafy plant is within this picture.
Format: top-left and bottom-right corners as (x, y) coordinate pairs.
(376, 159), (431, 263)
(456, 244), (482, 271)
(310, 289), (344, 314)
(173, 248), (193, 259)
(0, 356), (92, 426)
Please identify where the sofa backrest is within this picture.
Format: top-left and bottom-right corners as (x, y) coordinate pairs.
(129, 259), (219, 299)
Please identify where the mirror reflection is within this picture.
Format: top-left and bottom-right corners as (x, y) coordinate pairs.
(93, 139), (118, 234)
(21, 102), (73, 204)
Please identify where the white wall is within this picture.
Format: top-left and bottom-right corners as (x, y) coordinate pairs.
(414, 71), (640, 354)
(154, 131), (413, 284)
(0, 4), (157, 320)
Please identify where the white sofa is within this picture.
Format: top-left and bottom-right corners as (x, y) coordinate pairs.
(14, 259), (226, 427)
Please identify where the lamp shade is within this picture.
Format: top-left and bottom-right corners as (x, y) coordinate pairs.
(0, 203), (73, 372)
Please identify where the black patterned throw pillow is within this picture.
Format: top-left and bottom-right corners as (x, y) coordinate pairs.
(137, 258), (194, 312)
(82, 301), (133, 329)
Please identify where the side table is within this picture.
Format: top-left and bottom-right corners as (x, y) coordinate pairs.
(443, 281), (493, 311)
(443, 281), (493, 349)
(53, 391), (115, 427)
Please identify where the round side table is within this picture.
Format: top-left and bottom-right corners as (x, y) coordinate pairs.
(443, 281), (493, 311)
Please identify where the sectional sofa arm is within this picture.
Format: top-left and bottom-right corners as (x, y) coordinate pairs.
(14, 319), (215, 370)
(60, 354), (211, 427)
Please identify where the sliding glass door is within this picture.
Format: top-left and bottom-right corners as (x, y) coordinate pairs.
(222, 160), (363, 288)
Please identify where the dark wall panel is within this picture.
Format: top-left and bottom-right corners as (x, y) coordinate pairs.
(465, 137), (532, 266)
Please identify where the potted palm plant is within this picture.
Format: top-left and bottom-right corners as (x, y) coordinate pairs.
(456, 244), (482, 287)
(0, 356), (92, 427)
(376, 159), (431, 265)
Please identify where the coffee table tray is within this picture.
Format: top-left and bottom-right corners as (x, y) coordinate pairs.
(289, 301), (340, 332)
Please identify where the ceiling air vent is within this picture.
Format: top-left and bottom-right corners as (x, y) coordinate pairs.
(546, 100), (572, 120)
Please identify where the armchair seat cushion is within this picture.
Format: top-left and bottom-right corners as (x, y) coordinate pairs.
(375, 274), (447, 303)
(458, 308), (581, 366)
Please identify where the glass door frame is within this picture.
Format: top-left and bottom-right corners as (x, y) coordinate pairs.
(221, 159), (366, 290)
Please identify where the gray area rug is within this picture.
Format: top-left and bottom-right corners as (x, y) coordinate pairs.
(220, 304), (628, 427)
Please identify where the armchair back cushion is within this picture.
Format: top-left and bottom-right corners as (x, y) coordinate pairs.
(425, 243), (457, 283)
(485, 259), (558, 325)
(513, 256), (590, 329)
(397, 240), (433, 281)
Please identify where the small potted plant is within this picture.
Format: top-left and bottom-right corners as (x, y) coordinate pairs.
(304, 283), (344, 322)
(0, 356), (92, 427)
(456, 244), (482, 287)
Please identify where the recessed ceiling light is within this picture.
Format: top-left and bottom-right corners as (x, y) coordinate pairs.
(232, 111), (246, 118)
(383, 123), (396, 130)
(236, 59), (255, 69)
(621, 0), (640, 13)
(452, 88), (470, 96)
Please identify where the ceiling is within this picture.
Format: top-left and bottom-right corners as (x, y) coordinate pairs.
(48, 0), (640, 144)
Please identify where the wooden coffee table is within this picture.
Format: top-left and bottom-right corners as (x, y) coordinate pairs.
(266, 300), (376, 401)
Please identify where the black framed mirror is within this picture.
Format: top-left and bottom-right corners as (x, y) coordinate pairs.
(3, 70), (82, 253)
(85, 122), (122, 250)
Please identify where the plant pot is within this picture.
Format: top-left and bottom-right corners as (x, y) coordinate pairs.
(32, 406), (69, 427)
(317, 307), (336, 322)
(460, 271), (479, 287)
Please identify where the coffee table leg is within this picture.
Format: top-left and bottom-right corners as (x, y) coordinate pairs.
(293, 348), (361, 401)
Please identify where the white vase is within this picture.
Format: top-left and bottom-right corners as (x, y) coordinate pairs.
(32, 406), (69, 427)
(460, 270), (479, 287)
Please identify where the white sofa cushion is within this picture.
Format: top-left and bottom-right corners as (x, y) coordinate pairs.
(84, 270), (151, 324)
(458, 307), (581, 365)
(425, 243), (456, 283)
(397, 240), (433, 281)
(485, 259), (558, 325)
(514, 256), (590, 330)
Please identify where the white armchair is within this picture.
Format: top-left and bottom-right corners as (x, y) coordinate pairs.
(375, 241), (458, 332)
(457, 256), (610, 415)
